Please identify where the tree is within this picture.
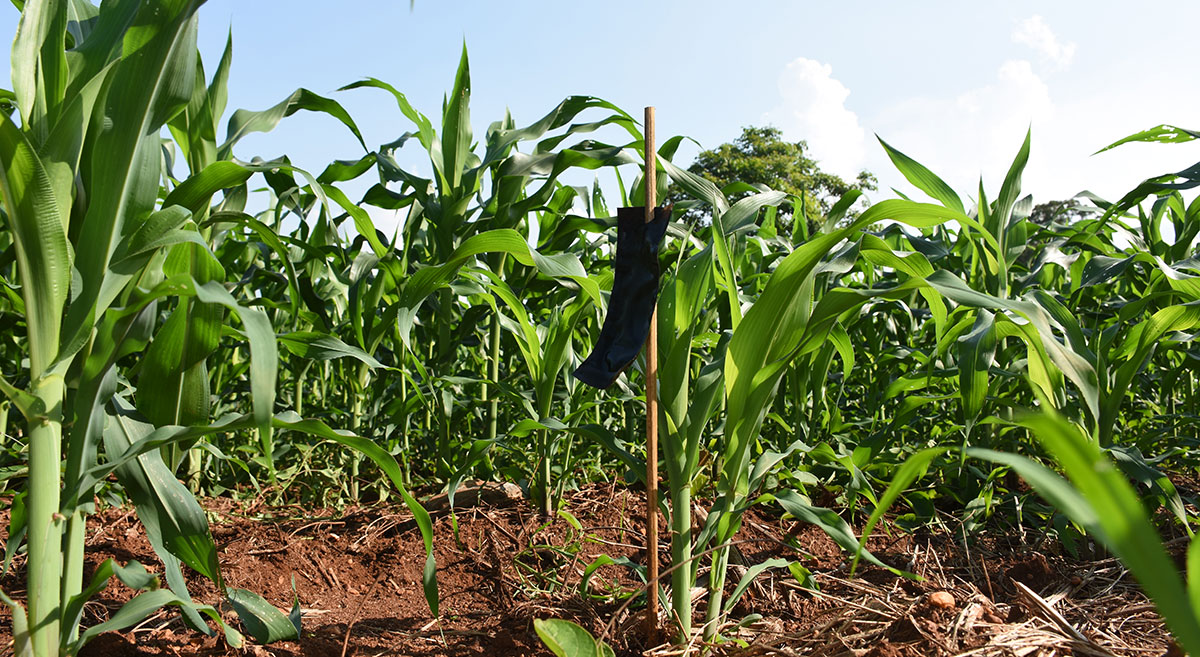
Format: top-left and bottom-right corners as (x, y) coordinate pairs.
(1030, 198), (1090, 227)
(669, 125), (877, 234)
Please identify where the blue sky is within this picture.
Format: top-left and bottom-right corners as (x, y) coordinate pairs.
(3, 2), (1199, 218)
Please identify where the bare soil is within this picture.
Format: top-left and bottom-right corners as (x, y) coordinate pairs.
(0, 483), (1177, 656)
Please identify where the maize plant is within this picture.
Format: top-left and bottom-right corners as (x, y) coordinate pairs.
(0, 2), (437, 653)
(5, 1), (1200, 655)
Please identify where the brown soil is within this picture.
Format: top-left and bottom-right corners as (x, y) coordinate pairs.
(0, 484), (1176, 656)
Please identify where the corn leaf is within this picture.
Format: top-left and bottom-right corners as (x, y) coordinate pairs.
(534, 618), (615, 657)
(227, 588), (300, 644)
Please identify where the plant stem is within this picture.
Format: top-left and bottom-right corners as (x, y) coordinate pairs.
(487, 305), (502, 442)
(350, 394), (363, 501)
(703, 542), (730, 642)
(258, 425), (276, 485)
(540, 429), (552, 516)
(62, 508), (86, 642)
(28, 374), (64, 657)
(400, 366), (411, 487)
(295, 364), (307, 416)
(187, 447), (202, 494)
(670, 483), (693, 639)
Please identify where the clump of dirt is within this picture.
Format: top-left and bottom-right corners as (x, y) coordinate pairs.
(0, 484), (1178, 656)
(1005, 552), (1055, 588)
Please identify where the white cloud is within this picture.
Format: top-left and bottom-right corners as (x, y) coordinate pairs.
(867, 58), (1055, 205)
(761, 17), (1200, 213)
(1013, 15), (1076, 71)
(763, 58), (868, 180)
(866, 53), (1200, 207)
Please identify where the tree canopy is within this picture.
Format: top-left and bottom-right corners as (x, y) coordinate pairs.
(669, 125), (877, 233)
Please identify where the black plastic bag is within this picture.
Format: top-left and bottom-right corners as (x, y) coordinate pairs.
(574, 206), (670, 389)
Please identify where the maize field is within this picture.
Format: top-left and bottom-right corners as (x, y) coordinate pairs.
(1, 2), (1199, 656)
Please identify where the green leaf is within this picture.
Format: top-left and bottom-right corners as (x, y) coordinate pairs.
(852, 448), (948, 576)
(958, 310), (997, 429)
(84, 407), (441, 618)
(397, 229), (599, 346)
(278, 332), (386, 368)
(340, 77), (435, 151)
(163, 160), (253, 213)
(227, 588), (300, 644)
(0, 374), (44, 422)
(661, 156), (729, 216)
(579, 554), (641, 598)
(61, 559), (160, 643)
(877, 136), (964, 214)
(218, 87), (366, 160)
(12, 0), (67, 144)
(1096, 124), (1200, 154)
(62, 0), (204, 365)
(74, 589), (229, 649)
(726, 558), (791, 611)
(0, 590), (31, 657)
(774, 490), (908, 576)
(3, 492), (26, 576)
(109, 205), (196, 267)
(137, 241), (225, 428)
(438, 42), (472, 191)
(723, 190), (789, 233)
(104, 399), (221, 583)
(192, 280), (277, 433)
(0, 112), (68, 373)
(981, 414), (1200, 655)
(534, 618), (615, 657)
(268, 412), (440, 616)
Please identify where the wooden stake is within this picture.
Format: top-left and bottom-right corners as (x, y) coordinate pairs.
(643, 106), (660, 643)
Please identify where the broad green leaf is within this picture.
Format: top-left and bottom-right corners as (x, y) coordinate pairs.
(80, 407), (442, 616)
(2, 492), (26, 576)
(994, 128), (1031, 240)
(278, 332), (386, 369)
(1104, 302), (1200, 443)
(227, 588), (300, 644)
(877, 136), (964, 214)
(958, 310), (997, 429)
(61, 559), (160, 643)
(268, 412), (439, 616)
(12, 0), (67, 144)
(397, 229), (599, 347)
(62, 0), (204, 366)
(340, 77), (435, 151)
(137, 241), (225, 429)
(724, 190), (788, 233)
(0, 374), (44, 422)
(727, 558), (791, 611)
(579, 554), (641, 598)
(104, 400), (220, 583)
(1188, 537), (1200, 616)
(74, 589), (228, 649)
(534, 618), (615, 657)
(1097, 124), (1200, 153)
(438, 43), (472, 191)
(773, 490), (906, 576)
(997, 414), (1200, 654)
(163, 160), (253, 213)
(218, 87), (366, 160)
(0, 113), (67, 373)
(661, 156), (729, 215)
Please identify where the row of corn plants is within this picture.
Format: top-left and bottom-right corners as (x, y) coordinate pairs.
(4, 1), (1200, 654)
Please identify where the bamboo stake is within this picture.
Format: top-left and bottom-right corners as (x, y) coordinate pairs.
(643, 106), (660, 642)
